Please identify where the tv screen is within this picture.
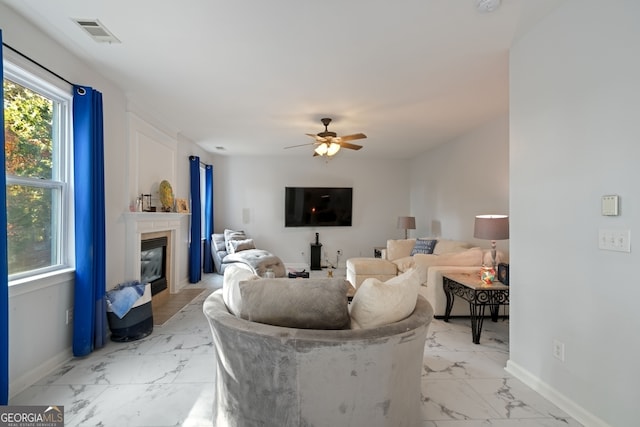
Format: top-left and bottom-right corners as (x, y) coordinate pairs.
(285, 187), (353, 227)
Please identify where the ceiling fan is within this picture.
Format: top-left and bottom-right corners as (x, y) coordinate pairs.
(285, 118), (367, 157)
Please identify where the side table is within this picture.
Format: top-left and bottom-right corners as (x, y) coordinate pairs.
(442, 272), (509, 344)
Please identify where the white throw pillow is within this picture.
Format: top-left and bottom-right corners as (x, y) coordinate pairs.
(228, 238), (256, 254)
(392, 256), (415, 273)
(349, 267), (423, 329)
(413, 247), (483, 268)
(482, 249), (508, 266)
(223, 264), (259, 316)
(224, 229), (247, 253)
(432, 239), (472, 255)
(386, 239), (416, 261)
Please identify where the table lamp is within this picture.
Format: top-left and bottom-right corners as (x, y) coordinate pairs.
(397, 216), (416, 239)
(473, 214), (509, 270)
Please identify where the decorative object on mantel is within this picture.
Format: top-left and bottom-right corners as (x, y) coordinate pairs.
(176, 198), (189, 213)
(142, 194), (155, 212)
(158, 180), (174, 212)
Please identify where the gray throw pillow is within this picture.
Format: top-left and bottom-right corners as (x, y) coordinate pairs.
(237, 278), (350, 329)
(224, 229), (247, 253)
(411, 238), (438, 255)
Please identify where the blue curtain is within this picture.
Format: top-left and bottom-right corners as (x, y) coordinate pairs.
(188, 156), (202, 283)
(72, 86), (107, 357)
(1, 29), (11, 405)
(203, 165), (214, 273)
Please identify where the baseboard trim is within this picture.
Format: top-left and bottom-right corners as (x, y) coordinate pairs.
(285, 263), (309, 271)
(10, 348), (72, 399)
(505, 360), (611, 427)
(433, 315), (510, 319)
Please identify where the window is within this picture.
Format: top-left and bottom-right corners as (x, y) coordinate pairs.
(3, 56), (72, 280)
(200, 164), (206, 240)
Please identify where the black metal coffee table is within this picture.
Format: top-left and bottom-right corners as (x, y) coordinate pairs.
(442, 273), (509, 344)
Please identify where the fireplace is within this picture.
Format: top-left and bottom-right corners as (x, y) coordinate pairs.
(123, 212), (189, 295)
(141, 236), (168, 295)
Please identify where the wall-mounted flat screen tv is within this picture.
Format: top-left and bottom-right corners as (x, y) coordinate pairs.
(285, 187), (353, 227)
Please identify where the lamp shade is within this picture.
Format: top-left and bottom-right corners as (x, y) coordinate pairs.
(314, 143), (328, 156)
(473, 215), (509, 240)
(397, 216), (416, 230)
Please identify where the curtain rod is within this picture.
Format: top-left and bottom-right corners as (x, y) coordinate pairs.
(2, 42), (74, 87)
(189, 156), (211, 168)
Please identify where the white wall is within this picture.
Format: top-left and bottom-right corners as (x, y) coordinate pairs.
(409, 115), (510, 254)
(1, 4), (209, 397)
(211, 155), (410, 268)
(509, 1), (639, 425)
(2, 3), (126, 396)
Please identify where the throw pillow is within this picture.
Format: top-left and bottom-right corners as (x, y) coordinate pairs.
(228, 238), (256, 254)
(349, 267), (422, 329)
(224, 229), (247, 253)
(212, 233), (226, 252)
(483, 249), (508, 266)
(223, 264), (260, 316)
(411, 238), (437, 255)
(386, 239), (416, 261)
(413, 247), (483, 268)
(392, 256), (415, 273)
(236, 278), (350, 329)
(433, 239), (472, 255)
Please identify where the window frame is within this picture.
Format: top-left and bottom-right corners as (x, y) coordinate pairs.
(3, 51), (74, 284)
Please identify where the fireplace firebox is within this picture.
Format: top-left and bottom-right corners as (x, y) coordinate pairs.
(141, 236), (168, 295)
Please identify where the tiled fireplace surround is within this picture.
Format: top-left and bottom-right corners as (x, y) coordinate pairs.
(123, 212), (189, 294)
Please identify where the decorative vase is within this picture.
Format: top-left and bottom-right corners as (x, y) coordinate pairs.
(480, 266), (496, 284)
(158, 180), (174, 212)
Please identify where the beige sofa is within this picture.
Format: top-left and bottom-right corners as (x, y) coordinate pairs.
(347, 238), (507, 317)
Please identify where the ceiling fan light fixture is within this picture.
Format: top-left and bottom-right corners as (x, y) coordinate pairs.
(314, 143), (328, 156)
(327, 142), (341, 156)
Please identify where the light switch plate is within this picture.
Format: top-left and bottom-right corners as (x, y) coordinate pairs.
(601, 195), (619, 216)
(598, 229), (631, 252)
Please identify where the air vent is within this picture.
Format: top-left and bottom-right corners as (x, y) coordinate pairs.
(73, 19), (121, 43)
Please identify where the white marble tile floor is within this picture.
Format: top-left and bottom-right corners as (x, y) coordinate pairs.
(10, 273), (582, 426)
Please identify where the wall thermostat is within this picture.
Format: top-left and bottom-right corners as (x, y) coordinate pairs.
(601, 195), (619, 216)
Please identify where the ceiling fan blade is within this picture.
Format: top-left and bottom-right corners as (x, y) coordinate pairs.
(284, 142), (315, 149)
(339, 133), (367, 142)
(340, 142), (363, 150)
(305, 133), (328, 143)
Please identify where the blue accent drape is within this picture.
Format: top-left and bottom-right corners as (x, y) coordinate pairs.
(72, 86), (107, 357)
(188, 156), (202, 283)
(203, 165), (214, 273)
(1, 29), (11, 405)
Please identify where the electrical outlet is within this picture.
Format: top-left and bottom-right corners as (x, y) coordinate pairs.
(552, 339), (565, 362)
(66, 308), (73, 325)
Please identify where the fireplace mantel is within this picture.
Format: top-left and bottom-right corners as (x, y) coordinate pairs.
(123, 212), (190, 294)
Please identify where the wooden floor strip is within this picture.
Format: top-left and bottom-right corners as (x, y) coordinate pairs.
(151, 288), (205, 325)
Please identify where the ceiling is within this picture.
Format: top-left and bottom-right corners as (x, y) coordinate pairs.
(3, 0), (565, 159)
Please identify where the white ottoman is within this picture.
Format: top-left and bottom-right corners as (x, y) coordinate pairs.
(346, 257), (398, 289)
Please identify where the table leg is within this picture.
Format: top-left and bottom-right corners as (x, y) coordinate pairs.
(443, 280), (454, 322)
(469, 303), (486, 344)
(489, 304), (499, 322)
